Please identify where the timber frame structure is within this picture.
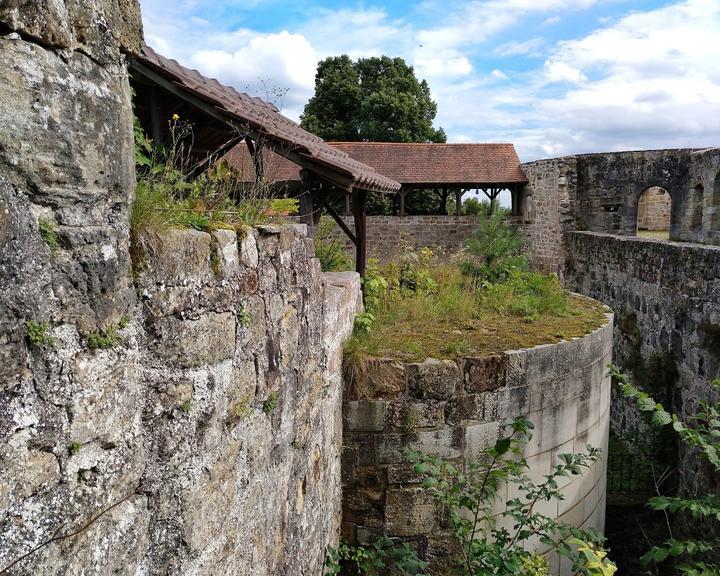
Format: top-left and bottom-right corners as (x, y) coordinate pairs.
(130, 44), (400, 276)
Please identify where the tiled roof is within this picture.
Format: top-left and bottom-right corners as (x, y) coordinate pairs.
(226, 142), (527, 187)
(133, 45), (400, 194)
(330, 142), (527, 186)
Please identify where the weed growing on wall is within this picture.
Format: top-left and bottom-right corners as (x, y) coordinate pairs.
(25, 320), (56, 348)
(38, 217), (59, 254)
(131, 113), (298, 266)
(263, 391), (279, 414)
(611, 366), (720, 575)
(406, 416), (614, 576)
(343, 247), (605, 367)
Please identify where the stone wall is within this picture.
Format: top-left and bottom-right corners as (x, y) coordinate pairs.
(1, 224), (361, 575)
(564, 232), (720, 495)
(342, 312), (613, 575)
(520, 148), (720, 274)
(329, 215), (480, 261)
(0, 3), (364, 572)
(519, 157), (578, 275)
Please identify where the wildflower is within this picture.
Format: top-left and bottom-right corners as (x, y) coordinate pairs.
(171, 113), (180, 121)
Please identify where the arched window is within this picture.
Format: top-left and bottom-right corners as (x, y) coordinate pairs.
(691, 184), (704, 232)
(636, 186), (671, 239)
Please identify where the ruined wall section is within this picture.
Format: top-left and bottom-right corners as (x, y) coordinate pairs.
(342, 313), (613, 576)
(518, 157), (578, 275)
(565, 232), (720, 495)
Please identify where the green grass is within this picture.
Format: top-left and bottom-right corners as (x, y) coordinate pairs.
(345, 264), (607, 365)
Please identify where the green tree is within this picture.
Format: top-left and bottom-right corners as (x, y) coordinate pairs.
(301, 55), (446, 143)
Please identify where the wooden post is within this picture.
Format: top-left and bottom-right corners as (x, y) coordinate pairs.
(439, 188), (448, 214)
(344, 194), (351, 216)
(399, 188), (406, 216)
(455, 189), (463, 216)
(352, 189), (368, 278)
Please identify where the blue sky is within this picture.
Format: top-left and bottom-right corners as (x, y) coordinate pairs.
(140, 0), (720, 161)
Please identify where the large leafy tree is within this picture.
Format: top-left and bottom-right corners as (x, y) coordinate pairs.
(301, 55), (446, 143)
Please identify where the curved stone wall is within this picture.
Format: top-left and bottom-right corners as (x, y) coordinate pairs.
(341, 309), (613, 575)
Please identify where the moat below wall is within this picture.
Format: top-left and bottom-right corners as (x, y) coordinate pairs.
(341, 311), (613, 576)
(565, 231), (720, 496)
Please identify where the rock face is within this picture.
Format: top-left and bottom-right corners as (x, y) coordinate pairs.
(0, 3), (363, 573)
(342, 314), (613, 576)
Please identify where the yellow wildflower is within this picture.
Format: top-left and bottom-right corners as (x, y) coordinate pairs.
(171, 113), (180, 121)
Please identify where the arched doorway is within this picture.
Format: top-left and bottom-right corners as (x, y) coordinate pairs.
(637, 186), (671, 239)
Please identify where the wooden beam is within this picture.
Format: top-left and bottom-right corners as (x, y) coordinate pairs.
(352, 189), (368, 278)
(131, 61), (361, 195)
(325, 202), (357, 246)
(245, 136), (264, 183)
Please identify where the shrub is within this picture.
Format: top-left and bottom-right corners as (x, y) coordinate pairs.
(314, 216), (353, 272)
(459, 212), (526, 282)
(406, 416), (613, 576)
(611, 366), (720, 575)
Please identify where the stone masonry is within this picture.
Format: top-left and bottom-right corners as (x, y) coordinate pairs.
(564, 232), (720, 497)
(0, 223), (362, 575)
(329, 215), (481, 262)
(520, 148), (720, 275)
(0, 2), (364, 573)
(637, 186), (671, 231)
(342, 312), (613, 576)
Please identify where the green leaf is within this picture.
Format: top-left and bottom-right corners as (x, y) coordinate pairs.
(652, 410), (673, 426)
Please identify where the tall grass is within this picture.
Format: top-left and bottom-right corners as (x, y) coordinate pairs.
(131, 115), (297, 266)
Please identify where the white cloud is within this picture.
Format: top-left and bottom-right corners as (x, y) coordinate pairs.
(139, 0), (720, 162)
(493, 38), (545, 57)
(544, 60), (587, 83)
(189, 31), (318, 119)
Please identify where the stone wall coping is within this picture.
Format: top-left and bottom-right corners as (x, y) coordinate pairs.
(568, 230), (720, 253)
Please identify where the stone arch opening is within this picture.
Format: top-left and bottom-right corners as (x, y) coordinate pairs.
(691, 184), (704, 232)
(636, 186), (671, 239)
(712, 172), (720, 230)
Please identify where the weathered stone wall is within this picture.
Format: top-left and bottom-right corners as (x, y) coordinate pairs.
(0, 4), (364, 573)
(637, 186), (671, 231)
(518, 157), (578, 275)
(564, 232), (720, 496)
(520, 148), (720, 273)
(329, 215), (480, 261)
(342, 312), (613, 575)
(1, 224), (361, 575)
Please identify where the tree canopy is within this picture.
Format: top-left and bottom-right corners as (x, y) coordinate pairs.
(300, 55), (446, 143)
